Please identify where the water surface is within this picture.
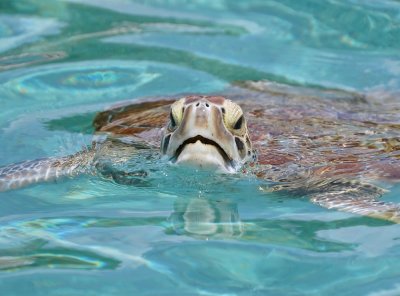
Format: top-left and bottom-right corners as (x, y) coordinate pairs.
(1, 0), (400, 295)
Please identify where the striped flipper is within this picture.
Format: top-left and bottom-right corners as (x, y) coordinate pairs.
(0, 150), (95, 192)
(309, 180), (400, 223)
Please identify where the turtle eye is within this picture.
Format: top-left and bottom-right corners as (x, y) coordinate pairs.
(169, 98), (185, 129)
(233, 115), (243, 130)
(222, 100), (246, 135)
(169, 111), (176, 128)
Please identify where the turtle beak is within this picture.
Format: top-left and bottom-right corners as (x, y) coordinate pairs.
(164, 99), (240, 172)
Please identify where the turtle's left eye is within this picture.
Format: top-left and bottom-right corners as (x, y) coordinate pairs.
(222, 100), (246, 136)
(233, 115), (243, 130)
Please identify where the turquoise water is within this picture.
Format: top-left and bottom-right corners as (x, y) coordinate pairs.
(1, 0), (400, 295)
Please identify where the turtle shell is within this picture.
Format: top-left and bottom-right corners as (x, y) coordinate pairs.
(93, 98), (174, 148)
(92, 82), (400, 183)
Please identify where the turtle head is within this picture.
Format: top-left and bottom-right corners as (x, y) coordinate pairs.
(161, 96), (253, 173)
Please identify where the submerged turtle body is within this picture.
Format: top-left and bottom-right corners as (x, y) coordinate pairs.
(1, 81), (400, 222)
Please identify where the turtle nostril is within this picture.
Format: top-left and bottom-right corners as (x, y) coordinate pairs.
(195, 101), (210, 108)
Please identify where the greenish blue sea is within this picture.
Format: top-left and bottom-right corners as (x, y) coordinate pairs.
(1, 1), (400, 295)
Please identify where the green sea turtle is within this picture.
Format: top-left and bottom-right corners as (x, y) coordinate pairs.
(1, 81), (400, 223)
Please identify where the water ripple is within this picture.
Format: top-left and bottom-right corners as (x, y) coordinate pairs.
(0, 60), (225, 102)
(0, 51), (66, 71)
(0, 15), (64, 53)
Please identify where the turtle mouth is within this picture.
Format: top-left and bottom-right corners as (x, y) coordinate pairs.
(173, 135), (233, 167)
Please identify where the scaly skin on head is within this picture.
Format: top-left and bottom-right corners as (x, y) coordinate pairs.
(160, 96), (254, 173)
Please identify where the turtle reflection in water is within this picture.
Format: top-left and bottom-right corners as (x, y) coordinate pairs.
(1, 81), (400, 223)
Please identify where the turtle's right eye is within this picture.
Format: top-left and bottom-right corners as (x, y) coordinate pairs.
(169, 111), (176, 128)
(169, 98), (185, 130)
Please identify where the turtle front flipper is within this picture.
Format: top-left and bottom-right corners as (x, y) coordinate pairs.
(0, 149), (96, 192)
(309, 181), (400, 223)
